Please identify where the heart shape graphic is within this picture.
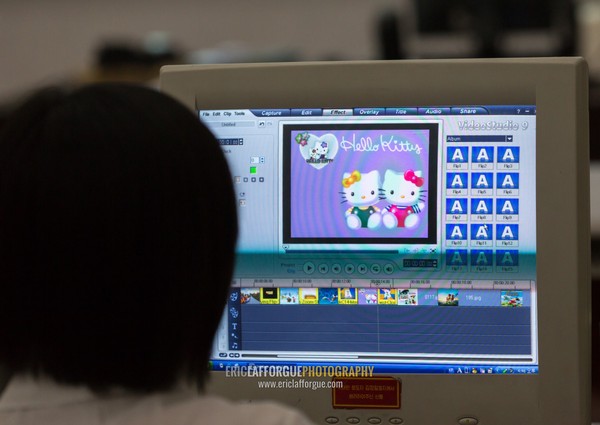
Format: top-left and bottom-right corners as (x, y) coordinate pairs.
(298, 133), (339, 170)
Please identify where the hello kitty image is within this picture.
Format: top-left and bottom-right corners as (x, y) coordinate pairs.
(341, 170), (382, 229)
(359, 289), (378, 304)
(365, 293), (377, 304)
(381, 169), (426, 229)
(310, 140), (329, 161)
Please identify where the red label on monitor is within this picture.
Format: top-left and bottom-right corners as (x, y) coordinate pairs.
(332, 377), (401, 409)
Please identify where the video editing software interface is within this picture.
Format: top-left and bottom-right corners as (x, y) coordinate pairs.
(203, 105), (537, 375)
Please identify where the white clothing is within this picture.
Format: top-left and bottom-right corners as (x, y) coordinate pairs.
(0, 376), (314, 425)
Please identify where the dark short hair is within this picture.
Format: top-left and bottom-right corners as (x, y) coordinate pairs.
(0, 84), (237, 392)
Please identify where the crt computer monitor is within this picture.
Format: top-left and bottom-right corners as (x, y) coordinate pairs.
(160, 58), (590, 425)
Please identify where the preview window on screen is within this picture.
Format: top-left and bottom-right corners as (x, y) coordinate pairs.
(203, 106), (536, 375)
(282, 123), (438, 245)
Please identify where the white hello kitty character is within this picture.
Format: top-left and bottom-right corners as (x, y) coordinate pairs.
(341, 170), (382, 229)
(382, 169), (426, 229)
(310, 140), (329, 160)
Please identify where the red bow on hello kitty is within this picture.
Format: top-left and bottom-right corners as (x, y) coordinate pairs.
(404, 170), (424, 187)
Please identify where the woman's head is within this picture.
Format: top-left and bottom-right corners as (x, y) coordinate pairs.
(0, 84), (237, 392)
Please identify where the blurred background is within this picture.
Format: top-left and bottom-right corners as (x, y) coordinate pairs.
(2, 0), (600, 104)
(3, 0), (600, 418)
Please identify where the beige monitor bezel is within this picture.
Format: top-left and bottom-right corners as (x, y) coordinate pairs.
(160, 58), (590, 425)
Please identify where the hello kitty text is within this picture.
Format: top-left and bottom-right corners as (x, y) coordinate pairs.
(340, 134), (423, 155)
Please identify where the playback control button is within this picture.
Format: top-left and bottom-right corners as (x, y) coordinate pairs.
(303, 262), (393, 276)
(383, 264), (395, 274)
(303, 262), (315, 275)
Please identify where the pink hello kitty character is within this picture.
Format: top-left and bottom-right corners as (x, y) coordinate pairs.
(382, 169), (426, 229)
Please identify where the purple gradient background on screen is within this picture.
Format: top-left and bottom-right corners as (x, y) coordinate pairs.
(290, 129), (431, 239)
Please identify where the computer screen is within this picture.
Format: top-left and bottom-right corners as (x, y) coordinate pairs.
(208, 105), (536, 376)
(160, 59), (589, 425)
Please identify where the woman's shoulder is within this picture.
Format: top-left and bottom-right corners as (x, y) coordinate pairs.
(0, 377), (314, 425)
(152, 393), (315, 425)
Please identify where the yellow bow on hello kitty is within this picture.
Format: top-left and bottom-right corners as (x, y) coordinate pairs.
(342, 171), (361, 188)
